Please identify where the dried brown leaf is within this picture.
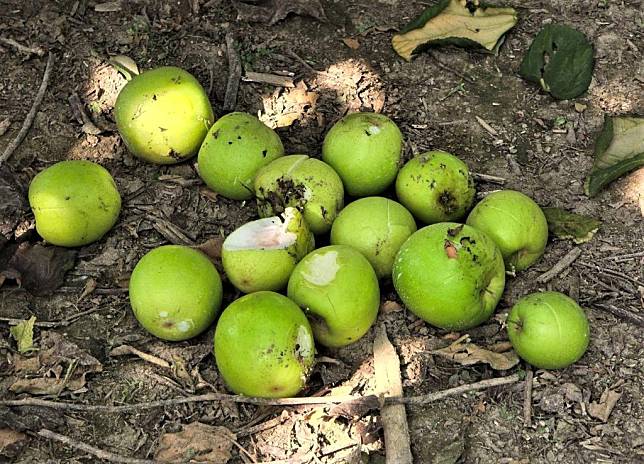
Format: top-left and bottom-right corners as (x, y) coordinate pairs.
(155, 422), (235, 463)
(342, 38), (360, 49)
(432, 335), (519, 370)
(588, 388), (622, 422)
(0, 428), (27, 458)
(193, 238), (223, 262)
(328, 395), (379, 419)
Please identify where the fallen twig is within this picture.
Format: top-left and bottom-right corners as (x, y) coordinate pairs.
(0, 305), (112, 328)
(1, 374), (521, 412)
(592, 303), (644, 328)
(0, 52), (54, 165)
(242, 71), (294, 88)
(575, 261), (643, 288)
(0, 118), (10, 136)
(0, 36), (45, 56)
(374, 325), (412, 464)
(471, 172), (506, 185)
(109, 345), (171, 369)
(37, 429), (156, 464)
(428, 51), (474, 84)
(523, 366), (534, 427)
(223, 33), (242, 112)
(537, 248), (582, 283)
(475, 115), (499, 137)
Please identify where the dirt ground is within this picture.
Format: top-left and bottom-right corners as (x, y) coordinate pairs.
(1, 0), (643, 463)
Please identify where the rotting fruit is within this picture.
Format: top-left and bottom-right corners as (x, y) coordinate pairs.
(330, 196), (417, 279)
(396, 150), (475, 224)
(114, 66), (214, 164)
(506, 291), (590, 369)
(393, 222), (505, 330)
(254, 154), (344, 235)
(214, 291), (315, 398)
(222, 207), (314, 293)
(466, 189), (548, 272)
(322, 112), (404, 197)
(28, 160), (121, 247)
(287, 245), (380, 348)
(129, 245), (223, 341)
(198, 112), (284, 200)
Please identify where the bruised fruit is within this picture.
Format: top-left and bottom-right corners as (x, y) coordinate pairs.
(129, 245), (222, 341)
(254, 155), (344, 235)
(330, 197), (417, 278)
(28, 160), (121, 247)
(114, 66), (214, 164)
(222, 208), (314, 293)
(507, 291), (590, 369)
(198, 112), (284, 200)
(396, 150), (475, 224)
(214, 291), (315, 397)
(393, 223), (505, 330)
(322, 112), (403, 196)
(466, 190), (548, 272)
(288, 245), (380, 348)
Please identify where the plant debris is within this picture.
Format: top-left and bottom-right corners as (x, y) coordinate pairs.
(233, 0), (327, 26)
(9, 316), (36, 354)
(543, 207), (601, 244)
(155, 422), (235, 463)
(392, 0), (518, 61)
(432, 335), (520, 370)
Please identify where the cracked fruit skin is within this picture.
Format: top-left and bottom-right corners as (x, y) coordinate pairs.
(507, 291), (590, 369)
(466, 190), (548, 272)
(198, 112), (284, 200)
(129, 245), (222, 341)
(254, 155), (345, 235)
(28, 160), (121, 247)
(393, 223), (505, 330)
(114, 66), (214, 164)
(214, 291), (315, 398)
(330, 197), (417, 279)
(287, 245), (380, 348)
(222, 208), (314, 293)
(322, 112), (403, 196)
(396, 150), (475, 224)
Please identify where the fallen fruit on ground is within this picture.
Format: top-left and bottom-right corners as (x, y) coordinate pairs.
(129, 245), (223, 341)
(198, 112), (284, 200)
(254, 154), (344, 234)
(393, 222), (505, 330)
(396, 150), (475, 224)
(506, 291), (590, 369)
(28, 160), (121, 247)
(222, 207), (314, 293)
(466, 189), (548, 272)
(214, 291), (315, 397)
(287, 245), (380, 348)
(322, 112), (403, 196)
(114, 66), (214, 164)
(330, 196), (417, 278)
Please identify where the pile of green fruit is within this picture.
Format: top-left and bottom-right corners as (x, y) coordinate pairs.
(27, 66), (590, 399)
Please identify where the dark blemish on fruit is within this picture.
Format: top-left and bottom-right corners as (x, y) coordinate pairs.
(168, 149), (182, 160)
(228, 141), (233, 145)
(65, 196), (71, 200)
(159, 127), (167, 132)
(429, 179), (436, 189)
(171, 75), (182, 84)
(212, 129), (220, 139)
(460, 236), (475, 247)
(439, 163), (447, 169)
(365, 130), (371, 136)
(237, 135), (242, 140)
(162, 321), (174, 329)
(472, 254), (479, 262)
(152, 94), (157, 101)
(262, 149), (268, 157)
(439, 190), (457, 214)
(447, 224), (464, 237)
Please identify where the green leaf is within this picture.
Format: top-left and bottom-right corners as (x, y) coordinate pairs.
(392, 0), (518, 61)
(9, 316), (37, 354)
(108, 55), (139, 80)
(543, 207), (601, 244)
(519, 24), (594, 100)
(585, 115), (644, 197)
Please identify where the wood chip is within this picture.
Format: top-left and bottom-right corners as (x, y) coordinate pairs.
(242, 71), (295, 88)
(475, 116), (499, 136)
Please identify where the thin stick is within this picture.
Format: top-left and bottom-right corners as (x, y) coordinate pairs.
(537, 248), (582, 283)
(592, 303), (644, 328)
(428, 51), (474, 84)
(475, 115), (499, 137)
(242, 72), (294, 88)
(37, 429), (156, 464)
(576, 261), (643, 287)
(471, 172), (507, 185)
(0, 52), (54, 164)
(2, 375), (520, 412)
(223, 33), (242, 112)
(523, 366), (534, 427)
(0, 36), (45, 56)
(0, 306), (110, 328)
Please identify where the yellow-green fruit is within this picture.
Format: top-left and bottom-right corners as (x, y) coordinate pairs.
(222, 208), (314, 293)
(330, 197), (417, 278)
(255, 155), (344, 234)
(28, 160), (121, 247)
(466, 190), (548, 272)
(287, 245), (380, 348)
(396, 150), (475, 224)
(114, 66), (214, 164)
(129, 245), (223, 341)
(214, 291), (315, 398)
(198, 112), (284, 200)
(507, 291), (590, 369)
(322, 112), (403, 196)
